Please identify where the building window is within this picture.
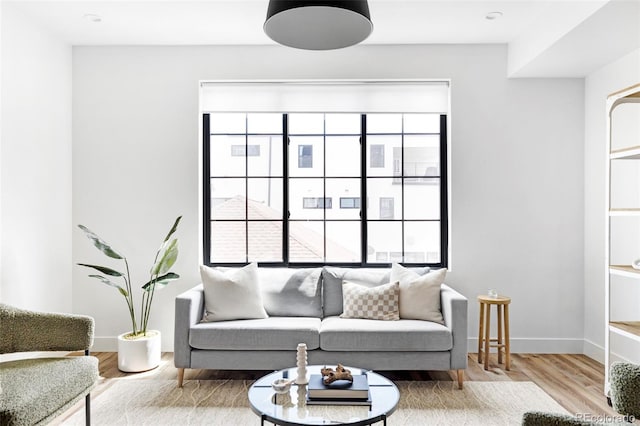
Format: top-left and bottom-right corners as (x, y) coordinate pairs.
(204, 112), (448, 266)
(298, 145), (313, 168)
(231, 144), (260, 157)
(379, 197), (394, 219)
(340, 197), (361, 209)
(370, 144), (385, 168)
(303, 197), (332, 209)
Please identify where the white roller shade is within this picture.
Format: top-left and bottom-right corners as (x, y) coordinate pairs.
(200, 80), (449, 114)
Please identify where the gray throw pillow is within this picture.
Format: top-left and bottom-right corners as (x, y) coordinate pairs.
(391, 263), (445, 324)
(258, 268), (322, 317)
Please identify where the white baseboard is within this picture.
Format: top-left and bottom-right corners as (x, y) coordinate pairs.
(467, 337), (584, 354)
(583, 339), (605, 363)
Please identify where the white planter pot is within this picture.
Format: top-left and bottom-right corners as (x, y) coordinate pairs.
(117, 330), (161, 373)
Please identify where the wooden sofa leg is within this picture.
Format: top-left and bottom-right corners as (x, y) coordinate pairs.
(178, 368), (185, 388)
(85, 393), (91, 426)
(457, 370), (464, 389)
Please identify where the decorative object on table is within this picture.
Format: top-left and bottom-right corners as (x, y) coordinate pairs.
(321, 364), (353, 384)
(271, 378), (293, 394)
(488, 288), (498, 298)
(77, 216), (181, 372)
(632, 259), (640, 270)
(308, 373), (369, 400)
(295, 343), (309, 384)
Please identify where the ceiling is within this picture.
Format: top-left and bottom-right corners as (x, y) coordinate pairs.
(5, 0), (640, 77)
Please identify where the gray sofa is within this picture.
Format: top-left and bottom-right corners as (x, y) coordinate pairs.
(174, 266), (468, 388)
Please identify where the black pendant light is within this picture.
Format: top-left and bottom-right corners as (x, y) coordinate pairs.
(264, 1), (373, 50)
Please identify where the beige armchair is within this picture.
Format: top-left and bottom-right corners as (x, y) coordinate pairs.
(0, 304), (99, 425)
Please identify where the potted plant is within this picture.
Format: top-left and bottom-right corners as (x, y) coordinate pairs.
(77, 216), (181, 372)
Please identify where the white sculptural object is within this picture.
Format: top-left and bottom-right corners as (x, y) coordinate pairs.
(295, 343), (309, 384)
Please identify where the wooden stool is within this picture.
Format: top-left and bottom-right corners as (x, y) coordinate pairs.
(477, 295), (511, 371)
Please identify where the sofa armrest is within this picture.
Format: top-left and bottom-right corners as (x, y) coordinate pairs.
(0, 304), (94, 354)
(174, 284), (204, 368)
(440, 284), (468, 370)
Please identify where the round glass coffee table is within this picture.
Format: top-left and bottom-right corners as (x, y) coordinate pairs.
(248, 365), (399, 426)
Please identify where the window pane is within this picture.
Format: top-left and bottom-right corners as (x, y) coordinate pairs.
(367, 221), (402, 263)
(289, 220), (324, 262)
(326, 178), (360, 220)
(289, 113), (324, 134)
(367, 114), (402, 134)
(367, 178), (401, 220)
(247, 135), (283, 177)
(405, 221), (441, 263)
(404, 114), (440, 134)
(211, 178), (245, 219)
(405, 181), (440, 220)
(247, 113), (282, 134)
(248, 221), (282, 262)
(326, 136), (360, 177)
(325, 114), (360, 134)
(326, 221), (360, 262)
(367, 135), (401, 177)
(289, 178), (324, 220)
(210, 113), (245, 134)
(289, 137), (323, 177)
(248, 178), (283, 219)
(210, 135), (245, 177)
(403, 135), (440, 177)
(210, 221), (246, 263)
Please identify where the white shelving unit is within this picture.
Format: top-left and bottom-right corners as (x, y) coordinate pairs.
(605, 83), (640, 396)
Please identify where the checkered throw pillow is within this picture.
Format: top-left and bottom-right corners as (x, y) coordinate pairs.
(340, 281), (400, 320)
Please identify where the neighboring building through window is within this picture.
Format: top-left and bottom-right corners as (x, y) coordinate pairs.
(340, 197), (361, 209)
(370, 144), (385, 168)
(303, 197), (332, 209)
(231, 144), (260, 157)
(298, 145), (313, 168)
(379, 197), (395, 219)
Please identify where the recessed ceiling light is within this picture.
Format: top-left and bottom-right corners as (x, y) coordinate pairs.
(83, 14), (102, 23)
(485, 11), (503, 21)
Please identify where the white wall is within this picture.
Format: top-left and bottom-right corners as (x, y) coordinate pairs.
(0, 4), (72, 311)
(73, 44), (585, 352)
(584, 48), (640, 362)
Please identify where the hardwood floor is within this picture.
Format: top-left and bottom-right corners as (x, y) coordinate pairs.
(83, 352), (626, 421)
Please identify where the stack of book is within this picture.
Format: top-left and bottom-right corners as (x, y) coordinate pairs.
(306, 374), (371, 406)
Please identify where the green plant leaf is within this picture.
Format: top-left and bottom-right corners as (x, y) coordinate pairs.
(78, 263), (124, 277)
(77, 225), (124, 259)
(152, 239), (178, 276)
(88, 274), (129, 297)
(142, 272), (179, 291)
(162, 216), (182, 243)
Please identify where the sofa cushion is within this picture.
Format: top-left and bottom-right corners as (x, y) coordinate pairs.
(319, 316), (452, 352)
(258, 267), (322, 318)
(322, 266), (430, 317)
(340, 281), (400, 320)
(200, 263), (268, 322)
(391, 264), (446, 324)
(190, 317), (320, 350)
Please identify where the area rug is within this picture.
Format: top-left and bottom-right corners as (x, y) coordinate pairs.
(60, 379), (568, 425)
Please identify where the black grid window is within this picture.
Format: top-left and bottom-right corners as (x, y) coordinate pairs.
(203, 112), (448, 267)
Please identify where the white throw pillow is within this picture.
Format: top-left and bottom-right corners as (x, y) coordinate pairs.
(340, 280), (400, 321)
(390, 263), (446, 324)
(200, 263), (268, 322)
